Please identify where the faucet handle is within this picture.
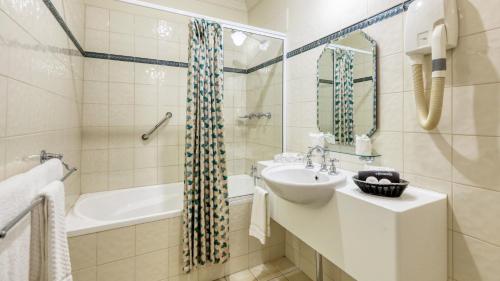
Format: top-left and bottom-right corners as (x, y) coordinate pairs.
(328, 158), (339, 175)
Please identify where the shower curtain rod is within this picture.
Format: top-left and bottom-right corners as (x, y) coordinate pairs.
(117, 0), (287, 40)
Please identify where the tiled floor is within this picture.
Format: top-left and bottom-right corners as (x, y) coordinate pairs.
(220, 258), (312, 281)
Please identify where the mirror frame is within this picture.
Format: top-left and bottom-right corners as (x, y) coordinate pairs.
(316, 30), (378, 138)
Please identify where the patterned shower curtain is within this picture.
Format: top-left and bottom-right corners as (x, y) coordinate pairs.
(333, 49), (355, 145)
(182, 18), (229, 273)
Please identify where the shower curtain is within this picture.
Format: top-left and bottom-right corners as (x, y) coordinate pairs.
(333, 49), (355, 145)
(182, 18), (229, 273)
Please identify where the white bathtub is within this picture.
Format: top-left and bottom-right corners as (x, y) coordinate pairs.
(66, 175), (254, 237)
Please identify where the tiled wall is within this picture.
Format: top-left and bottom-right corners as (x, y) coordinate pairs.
(80, 1), (250, 193)
(249, 0), (500, 280)
(68, 200), (286, 281)
(0, 0), (85, 209)
(285, 231), (355, 281)
(80, 0), (284, 193)
(81, 0), (190, 191)
(245, 63), (283, 164)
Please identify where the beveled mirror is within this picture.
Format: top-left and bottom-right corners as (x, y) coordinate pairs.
(317, 31), (377, 147)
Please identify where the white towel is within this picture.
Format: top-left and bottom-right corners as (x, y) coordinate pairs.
(0, 159), (63, 281)
(34, 181), (72, 281)
(0, 173), (33, 281)
(249, 186), (270, 245)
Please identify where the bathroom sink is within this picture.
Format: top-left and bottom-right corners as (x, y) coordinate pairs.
(261, 164), (346, 204)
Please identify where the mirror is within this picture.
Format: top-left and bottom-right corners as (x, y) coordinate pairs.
(317, 31), (377, 147)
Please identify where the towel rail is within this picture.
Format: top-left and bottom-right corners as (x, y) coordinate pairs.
(0, 197), (44, 239)
(0, 150), (78, 239)
(26, 150), (78, 181)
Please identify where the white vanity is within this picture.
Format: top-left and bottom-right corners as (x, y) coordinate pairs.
(258, 160), (447, 281)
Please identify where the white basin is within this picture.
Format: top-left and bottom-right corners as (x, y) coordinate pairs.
(261, 164), (346, 204)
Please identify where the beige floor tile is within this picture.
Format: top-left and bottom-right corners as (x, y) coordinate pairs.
(284, 269), (312, 281)
(271, 258), (296, 275)
(250, 262), (281, 281)
(225, 255), (250, 276)
(227, 270), (256, 281)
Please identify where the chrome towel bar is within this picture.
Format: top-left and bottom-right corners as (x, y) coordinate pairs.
(0, 197), (44, 239)
(26, 150), (78, 181)
(142, 112), (173, 140)
(0, 150), (78, 239)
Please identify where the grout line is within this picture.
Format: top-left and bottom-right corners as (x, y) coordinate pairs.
(452, 230), (500, 249)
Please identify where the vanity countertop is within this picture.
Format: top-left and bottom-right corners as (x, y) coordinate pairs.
(258, 160), (447, 213)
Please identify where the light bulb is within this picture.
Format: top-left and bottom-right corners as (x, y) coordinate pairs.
(259, 40), (269, 51)
(231, 31), (247, 46)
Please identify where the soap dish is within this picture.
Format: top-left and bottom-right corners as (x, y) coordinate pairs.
(352, 176), (409, 198)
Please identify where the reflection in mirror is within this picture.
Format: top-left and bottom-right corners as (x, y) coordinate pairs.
(317, 31), (377, 149)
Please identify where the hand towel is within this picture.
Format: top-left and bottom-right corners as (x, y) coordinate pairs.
(33, 181), (72, 281)
(249, 186), (270, 245)
(0, 159), (63, 281)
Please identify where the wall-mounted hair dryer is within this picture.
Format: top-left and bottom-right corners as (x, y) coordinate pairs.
(405, 0), (458, 130)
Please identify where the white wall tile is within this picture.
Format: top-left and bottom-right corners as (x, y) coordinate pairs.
(452, 83), (500, 136)
(404, 132), (452, 181)
(452, 135), (500, 191)
(134, 16), (158, 38)
(109, 61), (134, 83)
(453, 183), (500, 245)
(457, 0), (500, 37)
(453, 233), (500, 281)
(110, 33), (134, 56)
(453, 28), (500, 86)
(135, 36), (158, 58)
(110, 11), (134, 34)
(85, 58), (109, 82)
(85, 28), (109, 53)
(84, 81), (108, 104)
(86, 6), (109, 31)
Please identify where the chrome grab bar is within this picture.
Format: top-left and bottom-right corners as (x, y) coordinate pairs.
(141, 112), (173, 140)
(239, 112), (272, 120)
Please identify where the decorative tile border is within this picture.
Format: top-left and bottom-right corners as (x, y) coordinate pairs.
(86, 51), (247, 73)
(286, 0), (414, 59)
(246, 56), (283, 74)
(42, 0), (85, 56)
(42, 0), (414, 74)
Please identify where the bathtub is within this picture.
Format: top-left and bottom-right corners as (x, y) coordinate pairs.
(66, 174), (255, 237)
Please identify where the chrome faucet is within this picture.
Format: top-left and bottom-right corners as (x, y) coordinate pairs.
(305, 145), (328, 172)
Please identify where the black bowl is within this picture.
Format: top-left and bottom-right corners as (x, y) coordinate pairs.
(352, 176), (409, 198)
